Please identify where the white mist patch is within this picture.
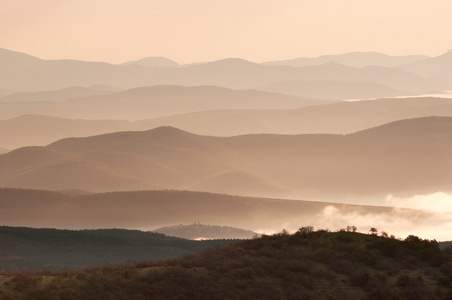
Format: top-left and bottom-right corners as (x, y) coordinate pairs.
(385, 192), (452, 213)
(312, 196), (452, 241)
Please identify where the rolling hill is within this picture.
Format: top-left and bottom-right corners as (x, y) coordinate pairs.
(0, 85), (320, 120)
(0, 226), (237, 271)
(1, 116), (452, 201)
(120, 56), (180, 67)
(0, 147), (9, 154)
(0, 188), (430, 235)
(153, 223), (257, 240)
(4, 96), (452, 149)
(0, 115), (130, 149)
(1, 230), (450, 299)
(255, 79), (414, 100)
(0, 48), (447, 93)
(263, 51), (427, 68)
(399, 50), (452, 79)
(134, 97), (452, 136)
(0, 86), (114, 102)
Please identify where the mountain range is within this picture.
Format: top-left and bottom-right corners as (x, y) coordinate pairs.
(1, 116), (451, 201)
(262, 51), (428, 68)
(0, 86), (115, 102)
(3, 96), (452, 149)
(0, 188), (428, 233)
(1, 48), (451, 93)
(0, 85), (319, 121)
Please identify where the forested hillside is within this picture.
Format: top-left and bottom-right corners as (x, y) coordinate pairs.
(1, 229), (451, 299)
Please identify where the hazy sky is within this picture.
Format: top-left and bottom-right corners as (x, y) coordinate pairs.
(1, 0), (451, 64)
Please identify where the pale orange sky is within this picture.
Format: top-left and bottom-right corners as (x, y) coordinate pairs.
(1, 0), (451, 64)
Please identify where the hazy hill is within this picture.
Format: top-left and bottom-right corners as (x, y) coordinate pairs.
(134, 97), (452, 136)
(255, 79), (414, 100)
(0, 147), (9, 154)
(0, 48), (446, 93)
(1, 117), (452, 200)
(6, 96), (452, 149)
(153, 223), (256, 240)
(190, 170), (290, 198)
(0, 188), (428, 233)
(0, 86), (113, 102)
(0, 89), (14, 97)
(0, 85), (319, 120)
(399, 50), (452, 80)
(263, 51), (427, 68)
(120, 56), (180, 67)
(0, 226), (236, 271)
(1, 230), (450, 299)
(0, 115), (130, 149)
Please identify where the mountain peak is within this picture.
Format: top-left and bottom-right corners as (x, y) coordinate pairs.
(121, 57), (179, 67)
(209, 57), (258, 67)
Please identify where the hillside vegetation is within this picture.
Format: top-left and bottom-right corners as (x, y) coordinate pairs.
(0, 227), (237, 271)
(1, 229), (451, 299)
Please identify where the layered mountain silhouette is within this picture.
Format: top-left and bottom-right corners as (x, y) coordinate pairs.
(0, 86), (114, 102)
(120, 56), (180, 68)
(133, 97), (452, 137)
(0, 85), (318, 120)
(400, 50), (452, 80)
(153, 223), (257, 240)
(0, 115), (129, 149)
(263, 51), (427, 68)
(0, 188), (428, 232)
(0, 147), (9, 154)
(0, 48), (448, 93)
(4, 96), (452, 149)
(255, 79), (414, 100)
(1, 117), (451, 201)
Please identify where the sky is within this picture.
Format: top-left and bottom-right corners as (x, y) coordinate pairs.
(1, 0), (452, 64)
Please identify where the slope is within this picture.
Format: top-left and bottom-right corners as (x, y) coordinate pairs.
(263, 51), (428, 68)
(1, 230), (450, 299)
(0, 188), (430, 235)
(0, 48), (446, 93)
(0, 226), (236, 271)
(0, 115), (130, 149)
(0, 85), (319, 120)
(133, 97), (452, 136)
(153, 223), (257, 240)
(1, 117), (452, 200)
(399, 50), (452, 79)
(0, 86), (113, 102)
(255, 79), (414, 100)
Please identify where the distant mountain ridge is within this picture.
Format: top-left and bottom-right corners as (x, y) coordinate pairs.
(255, 79), (414, 100)
(120, 56), (180, 68)
(1, 117), (452, 200)
(0, 188), (429, 233)
(4, 96), (452, 149)
(0, 48), (448, 93)
(0, 147), (9, 154)
(0, 85), (319, 121)
(153, 223), (257, 240)
(263, 51), (428, 68)
(0, 86), (114, 102)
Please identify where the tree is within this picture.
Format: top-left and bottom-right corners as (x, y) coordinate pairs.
(346, 226), (357, 232)
(369, 228), (378, 235)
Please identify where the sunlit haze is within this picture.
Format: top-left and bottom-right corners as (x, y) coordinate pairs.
(1, 0), (452, 64)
